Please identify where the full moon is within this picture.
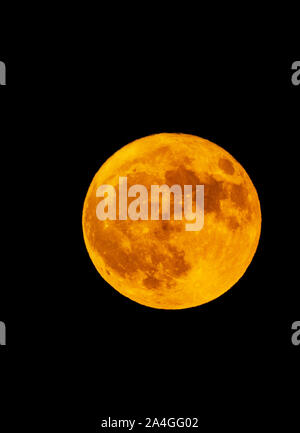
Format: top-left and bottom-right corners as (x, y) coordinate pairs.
(82, 133), (261, 309)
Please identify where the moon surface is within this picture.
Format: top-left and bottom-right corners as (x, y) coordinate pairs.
(82, 133), (261, 309)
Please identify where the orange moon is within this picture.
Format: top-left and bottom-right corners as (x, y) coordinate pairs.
(82, 133), (261, 309)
